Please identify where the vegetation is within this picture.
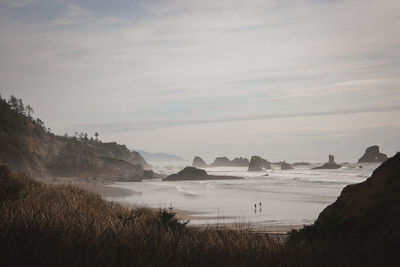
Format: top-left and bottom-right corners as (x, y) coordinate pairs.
(1, 163), (397, 266)
(0, 95), (149, 181)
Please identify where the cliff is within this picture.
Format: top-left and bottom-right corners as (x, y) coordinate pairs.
(292, 153), (400, 264)
(0, 96), (150, 182)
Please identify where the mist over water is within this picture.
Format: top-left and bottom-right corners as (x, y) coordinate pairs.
(106, 162), (377, 227)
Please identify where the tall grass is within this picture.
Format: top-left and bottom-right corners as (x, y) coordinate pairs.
(0, 164), (392, 266)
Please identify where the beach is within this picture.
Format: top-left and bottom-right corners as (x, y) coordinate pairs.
(54, 162), (376, 233)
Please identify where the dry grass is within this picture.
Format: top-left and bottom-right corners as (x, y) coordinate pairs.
(0, 164), (389, 267)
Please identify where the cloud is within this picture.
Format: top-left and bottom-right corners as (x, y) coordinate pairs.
(2, 0), (35, 8)
(78, 103), (400, 132)
(0, 0), (399, 158)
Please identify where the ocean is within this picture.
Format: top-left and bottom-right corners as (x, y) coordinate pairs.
(105, 162), (378, 227)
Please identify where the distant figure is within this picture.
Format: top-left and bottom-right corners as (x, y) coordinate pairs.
(259, 202), (262, 212)
(254, 203), (257, 213)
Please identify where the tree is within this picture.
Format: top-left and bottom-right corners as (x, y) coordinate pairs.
(17, 98), (25, 115)
(8, 95), (18, 110)
(94, 132), (99, 141)
(26, 105), (34, 119)
(36, 118), (45, 129)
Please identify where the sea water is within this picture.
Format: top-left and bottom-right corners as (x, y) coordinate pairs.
(105, 162), (378, 227)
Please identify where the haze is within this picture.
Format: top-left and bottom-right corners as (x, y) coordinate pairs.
(1, 0), (399, 162)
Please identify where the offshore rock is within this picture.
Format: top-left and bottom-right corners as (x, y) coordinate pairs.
(281, 161), (294, 170)
(164, 166), (244, 181)
(248, 156), (271, 171)
(358, 145), (388, 163)
(231, 157), (250, 167)
(192, 156), (207, 168)
(312, 155), (341, 170)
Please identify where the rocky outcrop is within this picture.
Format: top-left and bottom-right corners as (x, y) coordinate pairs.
(310, 152), (400, 250)
(312, 155), (341, 170)
(206, 156), (250, 167)
(192, 156), (207, 168)
(292, 162), (311, 166)
(141, 169), (167, 180)
(358, 145), (388, 163)
(231, 157), (250, 167)
(281, 161), (293, 170)
(248, 156), (271, 171)
(163, 167), (244, 181)
(211, 157), (232, 167)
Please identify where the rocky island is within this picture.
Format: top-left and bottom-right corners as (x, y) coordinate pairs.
(358, 145), (388, 163)
(231, 157), (250, 167)
(280, 161), (294, 170)
(163, 166), (244, 181)
(192, 156), (208, 168)
(312, 155), (341, 170)
(192, 156), (250, 167)
(248, 156), (271, 171)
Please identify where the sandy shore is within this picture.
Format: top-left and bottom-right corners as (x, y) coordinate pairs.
(44, 178), (305, 234)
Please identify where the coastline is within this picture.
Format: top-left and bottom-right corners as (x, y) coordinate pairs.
(66, 179), (304, 234)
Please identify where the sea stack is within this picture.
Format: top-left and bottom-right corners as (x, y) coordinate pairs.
(211, 157), (232, 167)
(192, 156), (207, 168)
(358, 145), (388, 163)
(231, 157), (250, 167)
(312, 155), (341, 170)
(248, 156), (271, 171)
(281, 161), (294, 170)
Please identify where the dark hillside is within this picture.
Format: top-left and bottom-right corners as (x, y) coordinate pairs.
(290, 152), (400, 265)
(0, 95), (150, 181)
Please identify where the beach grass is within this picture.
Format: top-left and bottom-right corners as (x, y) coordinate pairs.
(0, 164), (386, 266)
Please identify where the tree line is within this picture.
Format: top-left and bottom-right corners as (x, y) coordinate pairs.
(1, 94), (100, 142)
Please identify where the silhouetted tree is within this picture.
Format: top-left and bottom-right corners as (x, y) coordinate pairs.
(17, 98), (25, 115)
(26, 105), (34, 119)
(8, 95), (18, 111)
(94, 132), (99, 141)
(36, 118), (45, 129)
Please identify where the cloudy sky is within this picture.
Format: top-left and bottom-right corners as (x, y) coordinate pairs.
(1, 0), (399, 162)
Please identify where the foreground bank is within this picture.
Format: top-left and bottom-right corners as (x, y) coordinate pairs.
(1, 153), (400, 266)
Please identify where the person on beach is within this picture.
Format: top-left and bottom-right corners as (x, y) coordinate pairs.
(259, 202), (262, 212)
(254, 203), (257, 213)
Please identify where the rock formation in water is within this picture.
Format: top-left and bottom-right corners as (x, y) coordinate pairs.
(292, 162), (311, 166)
(163, 166), (244, 181)
(141, 169), (167, 179)
(358, 145), (388, 163)
(231, 157), (250, 167)
(312, 155), (341, 170)
(192, 156), (208, 168)
(248, 156), (271, 171)
(211, 157), (232, 167)
(281, 161), (294, 170)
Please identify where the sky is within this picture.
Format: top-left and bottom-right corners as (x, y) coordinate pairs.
(0, 0), (399, 162)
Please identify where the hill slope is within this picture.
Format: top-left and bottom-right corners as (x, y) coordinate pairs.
(133, 149), (184, 162)
(0, 96), (150, 181)
(291, 152), (400, 265)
